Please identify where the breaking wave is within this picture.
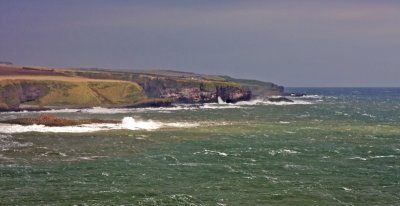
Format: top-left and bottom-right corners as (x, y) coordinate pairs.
(0, 134), (33, 151)
(0, 117), (200, 134)
(0, 95), (321, 115)
(235, 99), (314, 106)
(0, 104), (244, 114)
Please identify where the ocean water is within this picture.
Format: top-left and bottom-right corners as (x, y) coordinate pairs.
(0, 88), (399, 205)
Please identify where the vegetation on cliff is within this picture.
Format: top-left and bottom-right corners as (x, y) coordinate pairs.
(0, 68), (147, 111)
(0, 64), (283, 111)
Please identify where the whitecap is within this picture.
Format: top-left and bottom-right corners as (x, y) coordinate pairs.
(279, 121), (290, 124)
(361, 113), (377, 118)
(265, 100), (314, 105)
(164, 122), (200, 128)
(194, 149), (228, 157)
(235, 98), (314, 106)
(284, 131), (296, 134)
(168, 163), (213, 167)
(301, 95), (323, 99)
(201, 103), (242, 109)
(0, 117), (200, 134)
(283, 164), (310, 170)
(0, 154), (14, 160)
(342, 187), (352, 192)
(269, 149), (299, 156)
(348, 157), (367, 161)
(121, 117), (160, 130)
(369, 155), (396, 159)
(0, 134), (33, 151)
(235, 99), (266, 105)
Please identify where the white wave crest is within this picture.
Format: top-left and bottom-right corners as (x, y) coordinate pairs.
(218, 96), (227, 104)
(236, 99), (314, 106)
(121, 117), (161, 130)
(269, 149), (299, 156)
(0, 104), (243, 114)
(0, 117), (199, 134)
(0, 134), (34, 151)
(194, 149), (228, 157)
(292, 95), (323, 99)
(201, 103), (242, 109)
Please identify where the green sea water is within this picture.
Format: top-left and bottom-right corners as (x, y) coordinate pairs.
(1, 88), (400, 205)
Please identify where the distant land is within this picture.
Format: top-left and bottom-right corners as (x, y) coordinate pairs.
(0, 63), (283, 111)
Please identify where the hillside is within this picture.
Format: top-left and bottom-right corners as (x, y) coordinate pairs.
(0, 64), (283, 111)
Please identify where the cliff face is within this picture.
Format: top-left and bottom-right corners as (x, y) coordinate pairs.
(0, 79), (145, 111)
(220, 76), (284, 98)
(157, 85), (251, 103)
(0, 81), (49, 110)
(0, 64), (283, 111)
(70, 70), (253, 103)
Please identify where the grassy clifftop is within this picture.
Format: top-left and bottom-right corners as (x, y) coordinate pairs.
(35, 80), (144, 107)
(221, 76), (284, 97)
(0, 77), (145, 110)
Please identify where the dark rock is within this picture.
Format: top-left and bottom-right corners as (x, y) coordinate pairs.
(0, 114), (118, 127)
(0, 81), (49, 110)
(216, 86), (252, 103)
(267, 97), (294, 103)
(283, 92), (306, 97)
(122, 98), (173, 108)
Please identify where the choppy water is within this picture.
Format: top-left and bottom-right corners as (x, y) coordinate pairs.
(1, 88), (400, 205)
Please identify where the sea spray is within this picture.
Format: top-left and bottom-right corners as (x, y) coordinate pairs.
(218, 96), (227, 104)
(121, 117), (161, 130)
(0, 117), (200, 133)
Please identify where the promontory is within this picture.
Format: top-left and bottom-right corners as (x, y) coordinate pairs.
(0, 63), (283, 111)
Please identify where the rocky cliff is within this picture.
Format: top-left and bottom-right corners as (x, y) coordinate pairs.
(67, 69), (255, 103)
(0, 64), (283, 111)
(0, 80), (49, 110)
(0, 79), (145, 111)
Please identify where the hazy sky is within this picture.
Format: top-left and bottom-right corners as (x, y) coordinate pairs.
(1, 0), (400, 87)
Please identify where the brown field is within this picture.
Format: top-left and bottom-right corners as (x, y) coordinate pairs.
(0, 64), (133, 83)
(0, 75), (129, 83)
(0, 65), (67, 76)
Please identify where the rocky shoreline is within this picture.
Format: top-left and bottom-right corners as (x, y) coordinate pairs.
(0, 64), (285, 112)
(0, 114), (118, 126)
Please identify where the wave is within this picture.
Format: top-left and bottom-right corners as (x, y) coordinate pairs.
(193, 149), (228, 157)
(291, 94), (323, 99)
(0, 117), (200, 134)
(201, 103), (242, 109)
(0, 104), (243, 114)
(218, 96), (227, 104)
(348, 155), (397, 161)
(269, 149), (300, 156)
(235, 99), (314, 106)
(0, 96), (319, 115)
(0, 134), (34, 151)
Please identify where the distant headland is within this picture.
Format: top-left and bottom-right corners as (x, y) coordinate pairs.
(0, 63), (284, 111)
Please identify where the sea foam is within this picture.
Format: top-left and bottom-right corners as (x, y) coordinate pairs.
(0, 117), (199, 134)
(235, 98), (314, 106)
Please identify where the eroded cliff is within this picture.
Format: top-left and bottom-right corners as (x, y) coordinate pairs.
(0, 64), (283, 111)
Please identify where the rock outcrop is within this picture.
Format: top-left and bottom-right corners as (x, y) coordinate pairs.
(158, 85), (251, 103)
(267, 97), (294, 103)
(0, 81), (49, 110)
(0, 114), (118, 126)
(216, 86), (251, 103)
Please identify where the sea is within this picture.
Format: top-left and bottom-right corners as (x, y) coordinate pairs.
(0, 88), (399, 205)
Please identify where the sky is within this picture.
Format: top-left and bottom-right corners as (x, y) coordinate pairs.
(1, 0), (400, 87)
